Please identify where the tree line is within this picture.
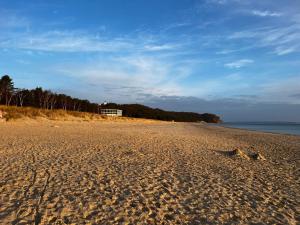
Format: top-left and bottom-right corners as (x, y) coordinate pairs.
(0, 75), (99, 113)
(0, 75), (221, 123)
(103, 103), (221, 123)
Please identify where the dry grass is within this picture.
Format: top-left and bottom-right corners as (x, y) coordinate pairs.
(0, 105), (154, 122)
(0, 105), (102, 121)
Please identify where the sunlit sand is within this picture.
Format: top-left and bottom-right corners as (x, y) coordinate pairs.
(0, 120), (299, 224)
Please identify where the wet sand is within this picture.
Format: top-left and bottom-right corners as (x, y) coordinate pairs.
(0, 121), (299, 224)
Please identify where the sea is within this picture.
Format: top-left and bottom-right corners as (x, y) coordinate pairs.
(218, 122), (300, 136)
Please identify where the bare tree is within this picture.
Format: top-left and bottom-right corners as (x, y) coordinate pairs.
(42, 90), (52, 109)
(59, 94), (68, 110)
(15, 89), (27, 107)
(49, 94), (57, 110)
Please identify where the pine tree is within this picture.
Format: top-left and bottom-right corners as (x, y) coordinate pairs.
(0, 75), (15, 105)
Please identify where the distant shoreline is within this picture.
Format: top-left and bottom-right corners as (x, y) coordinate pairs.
(212, 122), (300, 136)
(222, 121), (300, 125)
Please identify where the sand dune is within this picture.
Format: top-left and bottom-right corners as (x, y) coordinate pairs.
(0, 121), (299, 224)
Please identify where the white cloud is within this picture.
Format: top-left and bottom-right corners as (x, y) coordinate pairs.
(251, 10), (282, 17)
(144, 44), (176, 51)
(206, 0), (240, 5)
(0, 29), (181, 54)
(205, 0), (244, 5)
(274, 46), (296, 55)
(162, 22), (192, 31)
(206, 0), (228, 5)
(0, 30), (136, 52)
(54, 54), (191, 102)
(229, 24), (300, 55)
(225, 59), (253, 69)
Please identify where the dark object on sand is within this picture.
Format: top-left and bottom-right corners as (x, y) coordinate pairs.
(251, 152), (266, 160)
(230, 148), (250, 160)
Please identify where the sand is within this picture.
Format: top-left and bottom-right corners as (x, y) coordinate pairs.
(0, 120), (299, 224)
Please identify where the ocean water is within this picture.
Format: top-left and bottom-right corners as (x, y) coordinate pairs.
(219, 122), (300, 135)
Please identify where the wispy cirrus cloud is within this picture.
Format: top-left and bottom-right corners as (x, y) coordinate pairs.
(0, 29), (180, 54)
(274, 46), (296, 56)
(225, 59), (253, 69)
(144, 44), (177, 51)
(0, 30), (135, 52)
(54, 54), (193, 102)
(229, 24), (300, 55)
(251, 10), (282, 17)
(205, 0), (243, 5)
(162, 22), (192, 32)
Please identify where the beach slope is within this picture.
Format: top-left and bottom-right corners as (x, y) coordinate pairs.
(0, 121), (299, 224)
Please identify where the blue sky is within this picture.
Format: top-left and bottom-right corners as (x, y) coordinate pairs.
(1, 0), (300, 121)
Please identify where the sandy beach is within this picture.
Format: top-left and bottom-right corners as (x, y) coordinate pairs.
(0, 120), (299, 224)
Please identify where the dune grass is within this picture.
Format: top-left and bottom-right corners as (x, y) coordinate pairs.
(0, 105), (108, 121)
(0, 105), (159, 123)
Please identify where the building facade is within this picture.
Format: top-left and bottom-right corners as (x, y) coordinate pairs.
(100, 109), (122, 117)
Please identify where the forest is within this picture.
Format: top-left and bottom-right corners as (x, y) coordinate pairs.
(0, 75), (221, 123)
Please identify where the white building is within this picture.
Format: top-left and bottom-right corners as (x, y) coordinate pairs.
(100, 109), (122, 117)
